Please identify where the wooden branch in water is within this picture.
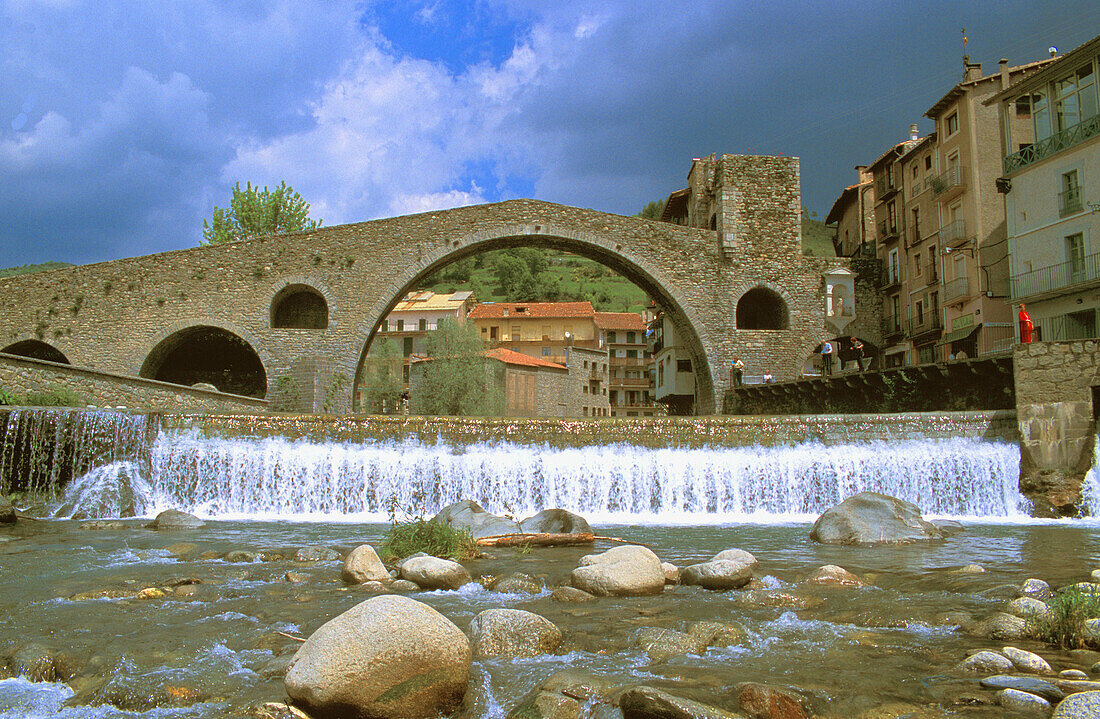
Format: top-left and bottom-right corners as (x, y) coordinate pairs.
(592, 535), (651, 548)
(475, 532), (595, 547)
(276, 630), (306, 642)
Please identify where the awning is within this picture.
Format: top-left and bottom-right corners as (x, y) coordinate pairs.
(936, 323), (981, 346)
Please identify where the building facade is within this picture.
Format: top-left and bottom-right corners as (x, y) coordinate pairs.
(994, 36), (1100, 342)
(594, 312), (659, 417)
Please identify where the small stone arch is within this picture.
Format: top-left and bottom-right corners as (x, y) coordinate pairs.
(735, 285), (790, 330)
(1, 339), (69, 364)
(140, 324), (267, 398)
(270, 280), (330, 329)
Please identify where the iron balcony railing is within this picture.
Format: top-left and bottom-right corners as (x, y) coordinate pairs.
(943, 277), (971, 303)
(879, 266), (903, 289)
(907, 225), (923, 248)
(924, 261), (939, 285)
(940, 323), (1015, 361)
(938, 219), (967, 247)
(1010, 250), (1100, 299)
(1004, 114), (1100, 174)
(1059, 185), (1084, 216)
(878, 220), (900, 242)
(1036, 314), (1100, 342)
(876, 173), (899, 199)
(909, 313), (944, 336)
(929, 166), (966, 199)
(882, 314), (904, 337)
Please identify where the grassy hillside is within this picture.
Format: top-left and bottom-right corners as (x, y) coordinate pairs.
(0, 261), (73, 278)
(801, 209), (835, 257)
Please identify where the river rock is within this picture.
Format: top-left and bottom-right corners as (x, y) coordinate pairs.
(390, 579), (420, 592)
(736, 682), (810, 719)
(248, 702), (312, 719)
(1054, 691), (1100, 717)
(1061, 670), (1089, 680)
(662, 562), (680, 583)
(1022, 578), (1053, 599)
(570, 545), (665, 597)
(730, 589), (824, 611)
(489, 573), (542, 595)
(506, 669), (619, 719)
(342, 545), (390, 584)
(809, 492), (943, 545)
(0, 495), (14, 523)
(619, 685), (741, 719)
(1056, 679), (1100, 693)
(7, 643), (81, 682)
(968, 612), (1028, 640)
(469, 608), (562, 659)
(1083, 619), (1100, 641)
(294, 546), (341, 562)
(284, 595), (471, 719)
(550, 586), (596, 603)
(803, 564), (864, 586)
(998, 687), (1052, 715)
(681, 549), (757, 590)
(80, 520), (127, 530)
(629, 627), (706, 662)
(952, 563), (986, 574)
(1007, 596), (1052, 620)
(519, 508), (592, 535)
(225, 550), (258, 563)
(147, 509), (204, 530)
(431, 499), (519, 539)
(957, 651), (1013, 674)
(689, 620), (749, 648)
(1004, 646), (1054, 674)
(981, 675), (1064, 702)
(399, 555), (472, 590)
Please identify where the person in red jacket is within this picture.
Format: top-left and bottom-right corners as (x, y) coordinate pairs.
(1018, 303), (1034, 343)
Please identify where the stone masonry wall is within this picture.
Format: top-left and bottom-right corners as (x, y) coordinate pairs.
(1013, 340), (1100, 515)
(0, 353), (268, 413)
(0, 157), (867, 415)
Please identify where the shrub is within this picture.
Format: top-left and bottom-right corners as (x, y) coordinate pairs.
(0, 388), (15, 405)
(16, 385), (86, 407)
(1028, 586), (1100, 648)
(380, 519), (478, 563)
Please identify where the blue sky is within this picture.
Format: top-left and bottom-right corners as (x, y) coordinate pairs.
(2, 1), (1098, 267)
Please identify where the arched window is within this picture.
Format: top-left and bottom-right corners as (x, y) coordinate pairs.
(271, 285), (328, 329)
(736, 287), (789, 330)
(140, 326), (266, 397)
(1, 340), (69, 364)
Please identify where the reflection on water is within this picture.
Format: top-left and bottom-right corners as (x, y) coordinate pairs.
(1, 520), (1099, 718)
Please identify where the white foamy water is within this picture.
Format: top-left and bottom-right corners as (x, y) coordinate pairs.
(57, 432), (1027, 522)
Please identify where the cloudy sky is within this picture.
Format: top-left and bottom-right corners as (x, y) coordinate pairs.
(2, 1), (1097, 267)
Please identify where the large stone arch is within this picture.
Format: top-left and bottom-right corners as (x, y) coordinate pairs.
(138, 320), (271, 398)
(268, 276), (337, 329)
(349, 223), (714, 413)
(1, 339), (70, 364)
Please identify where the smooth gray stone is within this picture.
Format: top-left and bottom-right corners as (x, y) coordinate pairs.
(1053, 690), (1100, 718)
(979, 675), (1064, 703)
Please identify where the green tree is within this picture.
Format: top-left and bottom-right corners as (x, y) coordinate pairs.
(491, 253), (538, 298)
(360, 338), (405, 414)
(637, 199), (666, 220)
(202, 181), (321, 245)
(417, 318), (503, 416)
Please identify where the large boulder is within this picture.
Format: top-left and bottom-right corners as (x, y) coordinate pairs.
(570, 545), (665, 597)
(619, 686), (741, 719)
(681, 549), (757, 590)
(399, 555), (472, 591)
(1054, 691), (1100, 718)
(342, 545), (390, 584)
(0, 494), (14, 523)
(469, 608), (562, 659)
(519, 509), (592, 535)
(431, 500), (519, 539)
(629, 627), (706, 662)
(147, 509), (204, 530)
(284, 595), (471, 719)
(809, 492), (944, 546)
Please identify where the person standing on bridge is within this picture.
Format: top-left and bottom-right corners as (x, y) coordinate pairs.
(1018, 303), (1034, 343)
(850, 337), (865, 372)
(732, 357), (745, 387)
(821, 341), (833, 376)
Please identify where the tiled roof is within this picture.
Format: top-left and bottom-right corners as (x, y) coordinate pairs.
(468, 301), (595, 319)
(392, 290), (475, 312)
(594, 312), (646, 331)
(484, 347), (567, 370)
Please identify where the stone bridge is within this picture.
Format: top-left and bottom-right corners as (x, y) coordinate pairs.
(0, 155), (879, 414)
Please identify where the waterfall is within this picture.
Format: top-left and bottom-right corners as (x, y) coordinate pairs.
(0, 409), (153, 496)
(129, 433), (1024, 522)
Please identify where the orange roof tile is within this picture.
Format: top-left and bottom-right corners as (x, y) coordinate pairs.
(594, 312), (646, 331)
(468, 301), (595, 320)
(484, 347), (567, 369)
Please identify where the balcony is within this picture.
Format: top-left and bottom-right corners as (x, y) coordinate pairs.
(882, 314), (905, 340)
(943, 277), (971, 303)
(924, 261), (939, 285)
(1010, 251), (1100, 299)
(1004, 114), (1100, 174)
(611, 377), (652, 388)
(929, 166), (966, 200)
(937, 219), (967, 247)
(876, 173), (900, 200)
(878, 266), (903, 290)
(610, 356), (651, 367)
(906, 225), (923, 248)
(909, 313), (944, 337)
(878, 220), (900, 243)
(1059, 185), (1084, 216)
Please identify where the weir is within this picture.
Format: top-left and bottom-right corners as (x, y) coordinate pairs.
(0, 408), (1030, 521)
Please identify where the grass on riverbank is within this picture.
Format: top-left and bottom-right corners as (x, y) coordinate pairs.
(380, 519), (479, 562)
(0, 385), (86, 407)
(1028, 586), (1100, 648)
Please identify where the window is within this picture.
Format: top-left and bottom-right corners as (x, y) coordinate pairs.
(1033, 90), (1051, 141)
(607, 331), (617, 343)
(481, 327), (487, 335)
(1067, 233), (1086, 280)
(676, 359), (692, 372)
(924, 156), (932, 170)
(945, 111), (958, 136)
(1061, 170), (1083, 215)
(1054, 63), (1098, 133)
(887, 248), (900, 283)
(916, 300), (924, 324)
(583, 386), (589, 394)
(911, 207), (920, 239)
(396, 319), (404, 331)
(627, 349), (638, 359)
(403, 337), (413, 357)
(887, 201), (897, 230)
(511, 325), (521, 341)
(541, 347), (551, 356)
(382, 319), (389, 332)
(418, 319), (427, 331)
(1015, 95), (1032, 117)
(626, 331), (636, 343)
(490, 326), (498, 341)
(914, 252), (922, 276)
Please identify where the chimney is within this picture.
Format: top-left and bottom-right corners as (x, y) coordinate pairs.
(999, 58), (1010, 88)
(964, 60), (982, 82)
(909, 123), (919, 141)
